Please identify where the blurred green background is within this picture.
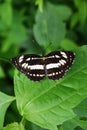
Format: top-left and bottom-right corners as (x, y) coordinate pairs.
(0, 0), (87, 130)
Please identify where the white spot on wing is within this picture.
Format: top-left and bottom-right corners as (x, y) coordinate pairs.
(19, 55), (24, 59)
(32, 57), (40, 60)
(57, 63), (61, 67)
(28, 65), (30, 69)
(55, 55), (60, 58)
(46, 63), (60, 69)
(30, 65), (44, 70)
(24, 63), (28, 69)
(22, 63), (26, 67)
(61, 59), (66, 63)
(33, 74), (36, 76)
(53, 72), (55, 75)
(19, 59), (23, 63)
(26, 58), (30, 61)
(22, 63), (28, 69)
(46, 55), (55, 59)
(19, 55), (24, 63)
(48, 73), (53, 76)
(59, 60), (66, 65)
(40, 74), (44, 77)
(60, 51), (67, 58)
(56, 72), (58, 75)
(37, 74), (39, 77)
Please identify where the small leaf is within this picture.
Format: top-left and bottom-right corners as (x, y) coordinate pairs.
(14, 45), (87, 129)
(0, 1), (12, 27)
(61, 38), (78, 50)
(74, 0), (87, 24)
(0, 92), (15, 129)
(75, 119), (87, 130)
(62, 119), (77, 130)
(78, 0), (87, 24)
(33, 2), (72, 51)
(8, 11), (27, 45)
(2, 122), (25, 130)
(70, 13), (79, 29)
(62, 117), (87, 130)
(74, 98), (87, 117)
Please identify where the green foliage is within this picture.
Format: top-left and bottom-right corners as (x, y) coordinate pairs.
(35, 0), (43, 12)
(0, 0), (12, 27)
(0, 92), (15, 129)
(62, 117), (87, 130)
(61, 38), (78, 50)
(2, 122), (25, 130)
(0, 67), (5, 78)
(71, 0), (87, 28)
(13, 45), (87, 130)
(0, 0), (87, 130)
(34, 2), (72, 52)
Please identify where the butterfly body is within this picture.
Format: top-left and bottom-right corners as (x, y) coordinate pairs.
(12, 51), (75, 81)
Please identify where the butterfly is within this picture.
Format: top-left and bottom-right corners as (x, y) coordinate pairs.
(12, 50), (75, 81)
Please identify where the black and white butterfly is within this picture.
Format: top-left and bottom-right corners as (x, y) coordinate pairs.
(12, 50), (75, 81)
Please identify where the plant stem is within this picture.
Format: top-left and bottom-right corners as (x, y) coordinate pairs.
(21, 117), (26, 126)
(0, 57), (11, 64)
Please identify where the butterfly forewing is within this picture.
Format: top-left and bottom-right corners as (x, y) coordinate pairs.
(45, 51), (75, 80)
(12, 54), (45, 81)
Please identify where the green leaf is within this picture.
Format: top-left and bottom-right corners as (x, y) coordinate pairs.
(33, 2), (72, 52)
(78, 0), (87, 24)
(74, 0), (87, 24)
(75, 119), (87, 130)
(8, 11), (27, 45)
(31, 123), (46, 130)
(2, 122), (25, 130)
(0, 1), (12, 27)
(70, 13), (79, 29)
(62, 117), (87, 130)
(62, 119), (77, 130)
(61, 38), (78, 50)
(74, 98), (87, 117)
(0, 67), (5, 78)
(0, 92), (15, 129)
(1, 38), (14, 53)
(14, 45), (87, 129)
(35, 0), (43, 12)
